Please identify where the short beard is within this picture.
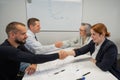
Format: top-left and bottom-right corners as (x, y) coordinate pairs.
(15, 39), (26, 45)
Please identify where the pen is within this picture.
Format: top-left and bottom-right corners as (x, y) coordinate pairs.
(76, 77), (85, 80)
(82, 72), (90, 76)
(54, 69), (65, 75)
(61, 69), (65, 72)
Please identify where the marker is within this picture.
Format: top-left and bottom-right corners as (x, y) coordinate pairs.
(82, 72), (90, 76)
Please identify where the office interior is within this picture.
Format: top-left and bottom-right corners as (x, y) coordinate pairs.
(0, 0), (120, 67)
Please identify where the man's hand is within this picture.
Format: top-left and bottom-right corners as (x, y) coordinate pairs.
(55, 41), (63, 48)
(58, 50), (68, 59)
(25, 64), (37, 75)
(58, 50), (75, 59)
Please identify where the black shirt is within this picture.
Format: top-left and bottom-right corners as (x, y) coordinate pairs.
(0, 39), (59, 80)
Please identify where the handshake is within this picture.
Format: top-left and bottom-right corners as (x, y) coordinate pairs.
(58, 50), (76, 60)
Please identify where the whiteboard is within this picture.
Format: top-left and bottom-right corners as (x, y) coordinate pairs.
(26, 0), (82, 31)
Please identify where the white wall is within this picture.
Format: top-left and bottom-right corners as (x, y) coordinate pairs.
(82, 0), (120, 39)
(0, 0), (120, 53)
(0, 0), (27, 44)
(82, 0), (120, 53)
(36, 31), (79, 45)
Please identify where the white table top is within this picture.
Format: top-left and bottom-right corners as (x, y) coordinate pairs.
(23, 48), (117, 80)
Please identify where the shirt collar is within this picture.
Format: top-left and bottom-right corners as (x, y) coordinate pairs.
(27, 29), (36, 37)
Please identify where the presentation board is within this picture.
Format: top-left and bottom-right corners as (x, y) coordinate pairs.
(26, 0), (82, 31)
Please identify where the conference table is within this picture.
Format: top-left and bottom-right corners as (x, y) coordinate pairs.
(23, 48), (118, 80)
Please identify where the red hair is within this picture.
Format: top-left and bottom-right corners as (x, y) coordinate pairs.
(91, 23), (110, 37)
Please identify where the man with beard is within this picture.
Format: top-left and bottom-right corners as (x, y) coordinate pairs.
(0, 22), (37, 80)
(0, 22), (68, 80)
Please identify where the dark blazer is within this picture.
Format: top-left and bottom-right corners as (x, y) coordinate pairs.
(0, 40), (59, 80)
(74, 38), (120, 79)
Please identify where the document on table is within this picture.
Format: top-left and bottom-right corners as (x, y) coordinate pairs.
(23, 53), (118, 80)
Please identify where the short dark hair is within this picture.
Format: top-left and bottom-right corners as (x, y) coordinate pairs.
(6, 22), (25, 36)
(27, 18), (40, 28)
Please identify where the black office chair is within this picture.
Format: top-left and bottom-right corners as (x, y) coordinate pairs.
(16, 71), (25, 80)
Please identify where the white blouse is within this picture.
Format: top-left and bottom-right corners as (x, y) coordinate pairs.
(91, 39), (105, 59)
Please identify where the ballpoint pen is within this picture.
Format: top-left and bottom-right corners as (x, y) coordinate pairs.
(54, 69), (65, 75)
(82, 72), (90, 76)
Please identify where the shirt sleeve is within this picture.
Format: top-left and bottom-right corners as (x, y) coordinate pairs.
(61, 37), (80, 48)
(0, 46), (59, 64)
(62, 36), (91, 49)
(25, 32), (59, 54)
